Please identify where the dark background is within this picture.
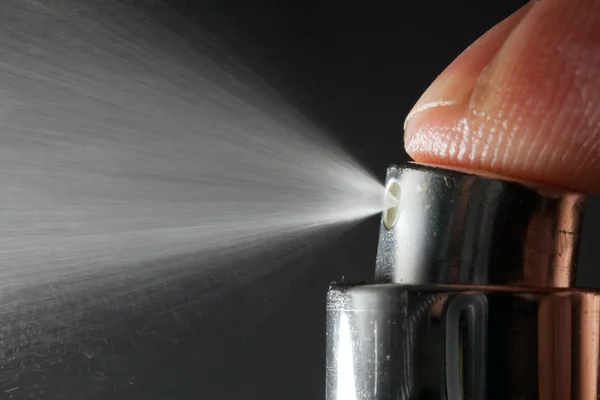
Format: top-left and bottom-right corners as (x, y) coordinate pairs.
(15, 1), (600, 399)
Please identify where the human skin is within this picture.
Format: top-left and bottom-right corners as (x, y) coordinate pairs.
(404, 0), (600, 193)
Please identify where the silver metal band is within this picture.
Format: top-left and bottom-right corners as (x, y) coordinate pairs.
(326, 284), (600, 400)
(376, 163), (586, 288)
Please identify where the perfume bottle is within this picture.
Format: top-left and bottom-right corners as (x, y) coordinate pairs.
(325, 163), (597, 399)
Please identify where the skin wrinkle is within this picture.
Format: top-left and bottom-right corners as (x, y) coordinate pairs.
(456, 118), (469, 161)
(536, 25), (589, 175)
(500, 101), (523, 170)
(554, 49), (600, 176)
(466, 6), (532, 170)
(504, 95), (532, 170)
(521, 48), (559, 172)
(490, 102), (513, 169)
(448, 133), (457, 158)
(471, 73), (496, 165)
(490, 46), (545, 173)
(562, 44), (600, 170)
(475, 46), (510, 165)
(551, 77), (587, 168)
(579, 115), (600, 173)
(527, 79), (566, 177)
(508, 4), (569, 174)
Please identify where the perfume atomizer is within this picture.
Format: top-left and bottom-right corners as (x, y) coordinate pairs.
(325, 164), (599, 400)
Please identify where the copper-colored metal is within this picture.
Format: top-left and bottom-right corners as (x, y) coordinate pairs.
(538, 295), (572, 399)
(553, 195), (583, 287)
(524, 193), (582, 288)
(576, 294), (600, 400)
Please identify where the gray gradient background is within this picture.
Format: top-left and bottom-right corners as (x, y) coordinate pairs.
(9, 0), (600, 399)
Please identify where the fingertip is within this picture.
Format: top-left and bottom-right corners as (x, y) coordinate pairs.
(404, 0), (600, 193)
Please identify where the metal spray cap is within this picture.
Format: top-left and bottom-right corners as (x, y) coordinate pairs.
(375, 163), (586, 287)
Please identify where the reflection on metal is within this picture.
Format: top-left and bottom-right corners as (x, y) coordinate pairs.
(441, 294), (488, 400)
(326, 284), (600, 400)
(374, 164), (585, 287)
(336, 312), (358, 400)
(326, 163), (598, 400)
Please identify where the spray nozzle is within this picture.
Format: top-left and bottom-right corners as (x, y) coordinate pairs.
(383, 180), (401, 229)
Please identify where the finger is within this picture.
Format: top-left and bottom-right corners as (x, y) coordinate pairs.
(404, 0), (600, 193)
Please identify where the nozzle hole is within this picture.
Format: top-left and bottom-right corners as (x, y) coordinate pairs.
(383, 180), (401, 230)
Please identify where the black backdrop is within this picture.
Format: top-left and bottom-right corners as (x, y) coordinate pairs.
(21, 1), (600, 399)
